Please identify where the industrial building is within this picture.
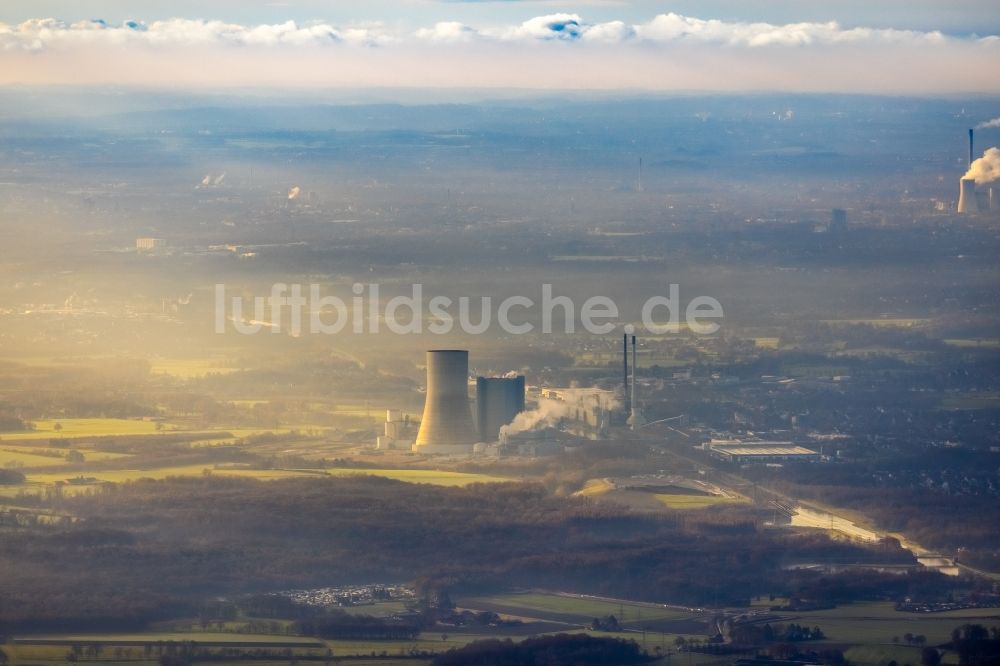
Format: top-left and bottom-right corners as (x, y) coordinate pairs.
(539, 387), (615, 436)
(413, 350), (478, 454)
(705, 440), (821, 464)
(376, 409), (415, 451)
(135, 237), (165, 251)
(476, 375), (525, 443)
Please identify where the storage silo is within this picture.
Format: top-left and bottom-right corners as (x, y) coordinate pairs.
(476, 376), (526, 443)
(414, 350), (478, 453)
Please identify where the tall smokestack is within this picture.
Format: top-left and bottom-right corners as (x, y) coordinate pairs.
(623, 333), (630, 418)
(969, 129), (974, 166)
(958, 177), (979, 214)
(630, 335), (637, 431)
(414, 350), (478, 453)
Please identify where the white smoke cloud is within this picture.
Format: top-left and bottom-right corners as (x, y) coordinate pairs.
(501, 397), (575, 438)
(287, 185), (301, 200)
(977, 118), (1000, 130)
(965, 147), (1000, 185)
(501, 389), (619, 438)
(199, 173), (226, 187)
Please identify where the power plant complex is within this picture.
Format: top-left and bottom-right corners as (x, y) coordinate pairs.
(957, 128), (999, 214)
(380, 348), (620, 455)
(406, 350), (529, 455)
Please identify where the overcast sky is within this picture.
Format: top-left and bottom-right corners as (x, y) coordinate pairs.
(1, 1), (998, 93)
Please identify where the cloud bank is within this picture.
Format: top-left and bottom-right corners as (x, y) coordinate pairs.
(1, 13), (998, 92)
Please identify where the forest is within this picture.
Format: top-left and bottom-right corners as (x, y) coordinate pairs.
(0, 475), (948, 633)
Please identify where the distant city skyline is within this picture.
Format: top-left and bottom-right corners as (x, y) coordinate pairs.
(1, 1), (998, 93)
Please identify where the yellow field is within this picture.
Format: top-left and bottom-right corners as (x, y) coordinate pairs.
(0, 418), (176, 441)
(148, 358), (240, 378)
(654, 493), (743, 509)
(551, 255), (647, 262)
(574, 478), (615, 497)
(19, 465), (510, 490)
(325, 468), (510, 486)
(0, 445), (130, 468)
(753, 337), (781, 349)
(943, 338), (1000, 348)
(820, 318), (930, 328)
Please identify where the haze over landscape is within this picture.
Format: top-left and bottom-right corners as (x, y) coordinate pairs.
(1, 2), (999, 665)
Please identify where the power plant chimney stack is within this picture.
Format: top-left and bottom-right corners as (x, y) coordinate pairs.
(969, 128), (974, 166)
(630, 335), (638, 431)
(414, 350), (478, 453)
(623, 333), (630, 418)
(958, 177), (979, 214)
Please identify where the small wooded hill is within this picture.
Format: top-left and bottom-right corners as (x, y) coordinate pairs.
(0, 475), (935, 633)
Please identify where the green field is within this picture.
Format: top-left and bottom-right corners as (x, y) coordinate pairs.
(844, 645), (960, 666)
(15, 632), (322, 644)
(4, 633), (327, 665)
(10, 601), (983, 665)
(460, 592), (692, 624)
(4, 627), (708, 666)
(939, 392), (1000, 410)
(785, 602), (1000, 645)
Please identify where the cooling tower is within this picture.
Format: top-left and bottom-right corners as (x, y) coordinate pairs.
(958, 177), (978, 214)
(476, 376), (526, 442)
(414, 350), (477, 453)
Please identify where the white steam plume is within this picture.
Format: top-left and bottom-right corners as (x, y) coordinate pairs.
(976, 118), (1000, 130)
(501, 397), (574, 438)
(965, 147), (1000, 185)
(500, 389), (619, 438)
(287, 185), (300, 200)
